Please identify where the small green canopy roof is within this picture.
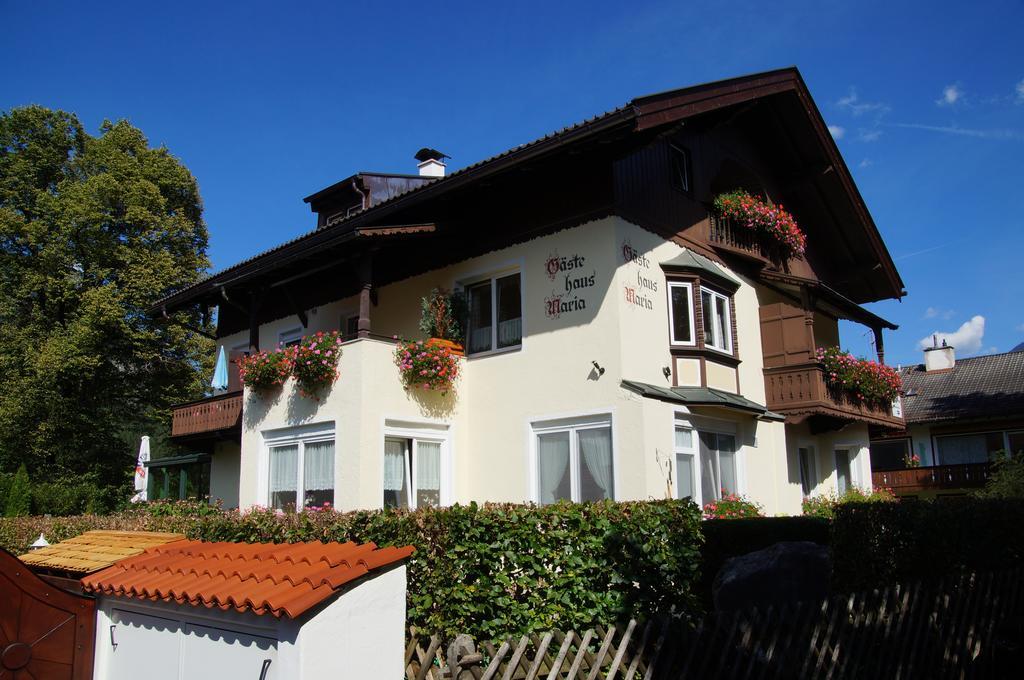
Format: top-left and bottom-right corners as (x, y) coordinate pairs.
(621, 380), (786, 421)
(659, 250), (740, 292)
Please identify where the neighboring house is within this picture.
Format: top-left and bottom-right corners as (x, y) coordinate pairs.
(871, 344), (1024, 497)
(158, 68), (905, 516)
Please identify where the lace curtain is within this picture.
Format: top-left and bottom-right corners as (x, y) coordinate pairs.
(578, 428), (613, 499)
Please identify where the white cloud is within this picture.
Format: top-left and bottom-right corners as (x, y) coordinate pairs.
(828, 125), (845, 140)
(890, 122), (1024, 141)
(918, 315), (986, 354)
(837, 89), (889, 117)
(924, 307), (955, 320)
(858, 158), (872, 169)
(937, 84), (963, 106)
(1016, 323), (1024, 332)
(1016, 79), (1024, 104)
(859, 128), (883, 142)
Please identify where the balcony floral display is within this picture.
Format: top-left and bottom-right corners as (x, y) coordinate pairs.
(238, 331), (343, 399)
(815, 346), (901, 408)
(394, 338), (461, 395)
(419, 287), (467, 355)
(291, 331), (343, 399)
(237, 349), (293, 393)
(712, 189), (807, 257)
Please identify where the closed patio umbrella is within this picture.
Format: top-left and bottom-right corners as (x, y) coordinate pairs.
(131, 436), (150, 503)
(211, 345), (229, 391)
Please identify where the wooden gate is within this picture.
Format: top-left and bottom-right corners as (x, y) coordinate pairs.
(0, 549), (95, 680)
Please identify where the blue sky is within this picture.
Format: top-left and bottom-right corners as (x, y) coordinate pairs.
(2, 0), (1022, 366)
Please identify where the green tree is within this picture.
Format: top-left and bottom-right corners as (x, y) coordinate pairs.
(0, 106), (213, 501)
(4, 464), (31, 517)
(974, 453), (1024, 499)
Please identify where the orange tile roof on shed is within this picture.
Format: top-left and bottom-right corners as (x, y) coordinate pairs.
(19, 530), (187, 574)
(80, 540), (414, 619)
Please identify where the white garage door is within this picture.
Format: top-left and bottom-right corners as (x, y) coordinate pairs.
(105, 608), (277, 680)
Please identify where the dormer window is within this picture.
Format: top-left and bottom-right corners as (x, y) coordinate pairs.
(661, 250), (740, 360)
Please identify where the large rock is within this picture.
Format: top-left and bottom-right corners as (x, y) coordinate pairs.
(712, 541), (830, 613)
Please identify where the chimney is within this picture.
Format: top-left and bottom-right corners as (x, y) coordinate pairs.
(924, 335), (956, 372)
(414, 147), (449, 178)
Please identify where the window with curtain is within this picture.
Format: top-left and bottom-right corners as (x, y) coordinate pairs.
(936, 432), (1006, 464)
(383, 436), (444, 509)
(267, 437), (334, 511)
(674, 425), (695, 500)
(668, 282), (695, 345)
(700, 287), (732, 353)
(798, 447), (816, 498)
(535, 420), (613, 504)
(466, 272), (522, 355)
(698, 431), (737, 501)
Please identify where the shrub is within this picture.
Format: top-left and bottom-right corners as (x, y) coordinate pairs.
(238, 349), (292, 392)
(974, 454), (1024, 498)
(0, 499), (703, 638)
(802, 486), (897, 519)
(831, 498), (1024, 592)
(702, 493), (763, 519)
(419, 287), (467, 342)
(815, 346), (901, 408)
(712, 189), (806, 257)
(290, 331), (342, 398)
(4, 464), (31, 517)
(394, 339), (461, 395)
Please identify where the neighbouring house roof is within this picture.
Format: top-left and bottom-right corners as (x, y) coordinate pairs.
(899, 350), (1024, 425)
(19, 530), (186, 575)
(81, 540), (414, 619)
(621, 380), (786, 421)
(154, 67), (904, 315)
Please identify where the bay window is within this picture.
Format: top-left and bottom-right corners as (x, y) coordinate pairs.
(536, 418), (614, 504)
(466, 272), (522, 355)
(700, 287), (732, 353)
(383, 436), (443, 510)
(267, 434), (334, 511)
(668, 282), (695, 345)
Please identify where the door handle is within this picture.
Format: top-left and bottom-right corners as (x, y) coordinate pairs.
(258, 659), (272, 680)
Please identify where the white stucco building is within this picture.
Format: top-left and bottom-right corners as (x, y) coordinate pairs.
(160, 68), (905, 517)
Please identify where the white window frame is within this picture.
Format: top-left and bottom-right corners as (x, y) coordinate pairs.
(700, 286), (732, 354)
(462, 270), (523, 357)
(278, 326), (304, 348)
(382, 420), (452, 509)
(262, 423), (336, 511)
(531, 414), (615, 504)
(676, 414), (742, 506)
(668, 281), (696, 346)
(673, 423), (697, 502)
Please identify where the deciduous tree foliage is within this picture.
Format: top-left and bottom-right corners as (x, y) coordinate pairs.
(0, 105), (213, 500)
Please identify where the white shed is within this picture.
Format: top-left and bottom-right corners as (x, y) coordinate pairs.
(82, 539), (413, 680)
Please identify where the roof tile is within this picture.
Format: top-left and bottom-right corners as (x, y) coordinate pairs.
(81, 539), (413, 619)
(900, 350), (1024, 424)
(19, 530), (186, 574)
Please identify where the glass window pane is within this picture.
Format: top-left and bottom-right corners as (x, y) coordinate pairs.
(698, 431), (719, 501)
(701, 290), (714, 345)
(835, 449), (851, 495)
(304, 441), (334, 508)
(870, 440), (909, 471)
(578, 427), (613, 501)
(269, 445), (298, 511)
(670, 285), (692, 343)
(676, 453), (694, 500)
(936, 434), (991, 465)
(383, 438), (410, 509)
(1009, 431), (1024, 457)
(416, 441), (442, 508)
(538, 432), (571, 504)
(674, 426), (693, 450)
(715, 295), (730, 351)
(798, 447), (814, 497)
(467, 281), (493, 354)
(718, 435), (737, 495)
(496, 274), (522, 349)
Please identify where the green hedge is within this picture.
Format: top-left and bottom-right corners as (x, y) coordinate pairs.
(1, 499), (702, 638)
(699, 516), (831, 606)
(831, 498), (1024, 592)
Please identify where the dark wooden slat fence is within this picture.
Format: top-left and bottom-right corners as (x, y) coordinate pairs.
(405, 567), (1024, 679)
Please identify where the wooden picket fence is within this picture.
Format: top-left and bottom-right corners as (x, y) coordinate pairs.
(404, 567), (1024, 679)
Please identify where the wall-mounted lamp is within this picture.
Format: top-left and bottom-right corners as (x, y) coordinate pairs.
(662, 366), (672, 379)
(592, 360), (606, 376)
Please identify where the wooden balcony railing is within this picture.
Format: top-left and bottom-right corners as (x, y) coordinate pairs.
(872, 463), (992, 495)
(763, 362), (903, 428)
(171, 392), (243, 438)
(707, 214), (777, 265)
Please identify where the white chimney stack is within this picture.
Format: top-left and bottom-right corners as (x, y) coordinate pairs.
(924, 335), (956, 372)
(414, 147), (449, 178)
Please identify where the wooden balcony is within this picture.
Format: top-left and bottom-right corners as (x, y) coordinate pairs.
(171, 391), (243, 439)
(872, 463), (992, 495)
(763, 362), (903, 429)
(707, 214), (777, 266)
